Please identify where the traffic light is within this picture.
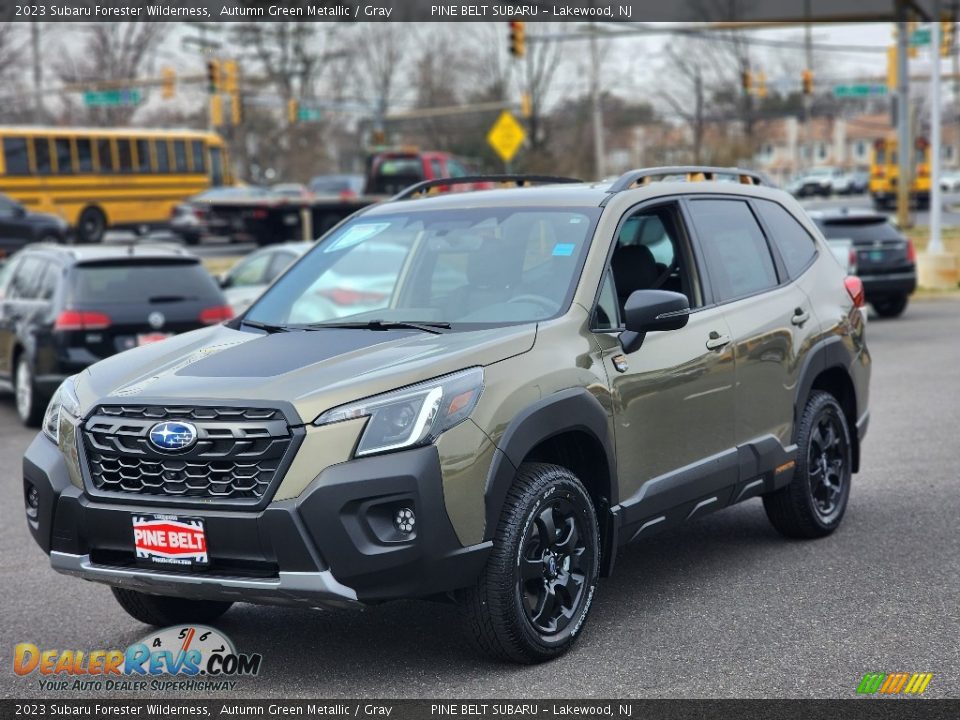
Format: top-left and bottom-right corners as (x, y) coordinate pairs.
(509, 21), (526, 58)
(206, 59), (221, 94)
(801, 69), (813, 96)
(756, 71), (767, 99)
(741, 70), (752, 95)
(287, 98), (298, 124)
(210, 95), (223, 126)
(161, 67), (176, 100)
(222, 60), (238, 94)
(229, 95), (242, 126)
(942, 19), (955, 57)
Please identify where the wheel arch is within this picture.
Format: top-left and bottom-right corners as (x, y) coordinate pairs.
(482, 387), (619, 576)
(796, 337), (861, 473)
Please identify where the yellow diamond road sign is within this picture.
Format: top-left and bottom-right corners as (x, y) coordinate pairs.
(487, 111), (527, 163)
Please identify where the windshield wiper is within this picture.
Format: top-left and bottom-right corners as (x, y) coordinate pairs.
(242, 319), (290, 334)
(302, 320), (452, 335)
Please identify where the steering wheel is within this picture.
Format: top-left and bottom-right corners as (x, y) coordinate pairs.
(507, 294), (560, 313)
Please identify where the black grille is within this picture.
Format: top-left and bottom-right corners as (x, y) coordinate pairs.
(82, 405), (292, 503)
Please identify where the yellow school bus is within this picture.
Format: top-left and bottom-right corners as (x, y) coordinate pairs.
(0, 127), (231, 242)
(869, 135), (931, 210)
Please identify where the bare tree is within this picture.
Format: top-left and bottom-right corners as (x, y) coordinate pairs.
(350, 23), (410, 131)
(659, 39), (709, 163)
(0, 24), (32, 123)
(521, 23), (564, 154)
(55, 21), (167, 126)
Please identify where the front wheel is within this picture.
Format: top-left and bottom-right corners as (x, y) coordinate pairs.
(77, 206), (106, 244)
(460, 463), (600, 663)
(112, 587), (233, 626)
(14, 356), (44, 427)
(764, 391), (852, 539)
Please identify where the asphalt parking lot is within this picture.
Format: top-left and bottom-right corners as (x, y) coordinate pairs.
(1, 298), (958, 700)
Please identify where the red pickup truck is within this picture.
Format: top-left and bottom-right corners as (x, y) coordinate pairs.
(366, 150), (487, 195)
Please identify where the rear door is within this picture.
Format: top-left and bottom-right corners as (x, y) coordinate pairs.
(0, 255), (48, 379)
(64, 258), (227, 359)
(685, 197), (813, 459)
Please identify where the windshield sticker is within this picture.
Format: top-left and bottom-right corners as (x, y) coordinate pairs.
(552, 243), (576, 257)
(324, 223), (391, 252)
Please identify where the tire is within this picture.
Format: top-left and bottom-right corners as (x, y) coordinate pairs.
(763, 390), (852, 539)
(872, 295), (908, 318)
(460, 463), (600, 663)
(111, 587), (233, 627)
(14, 355), (45, 427)
(179, 231), (201, 246)
(77, 206), (106, 244)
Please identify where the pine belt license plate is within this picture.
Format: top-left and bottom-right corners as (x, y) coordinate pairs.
(133, 514), (208, 567)
(137, 332), (173, 346)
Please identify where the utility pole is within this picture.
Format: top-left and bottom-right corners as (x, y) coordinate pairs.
(589, 21), (606, 180)
(931, 6), (944, 254)
(31, 23), (42, 124)
(802, 0), (813, 172)
(896, 10), (912, 228)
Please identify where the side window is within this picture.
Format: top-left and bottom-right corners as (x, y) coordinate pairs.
(117, 139), (133, 173)
(687, 199), (778, 302)
(33, 138), (52, 175)
(429, 158), (443, 179)
(38, 263), (59, 301)
(593, 271), (620, 330)
(610, 203), (699, 315)
(97, 138), (115, 173)
(136, 139), (151, 173)
(173, 140), (188, 172)
(155, 140), (170, 173)
(229, 253), (271, 287)
(447, 158), (469, 177)
(191, 141), (206, 173)
(0, 258), (20, 299)
(753, 200), (818, 278)
(8, 257), (46, 300)
(209, 147), (223, 186)
(3, 138), (29, 175)
(76, 138), (93, 173)
(54, 138), (73, 174)
(264, 252), (295, 283)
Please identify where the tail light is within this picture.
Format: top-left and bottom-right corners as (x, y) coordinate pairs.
(251, 207), (269, 220)
(199, 305), (234, 324)
(844, 276), (865, 309)
(848, 247), (857, 271)
(192, 206), (208, 220)
(906, 238), (917, 264)
(317, 288), (387, 306)
(54, 310), (111, 331)
(338, 190), (357, 200)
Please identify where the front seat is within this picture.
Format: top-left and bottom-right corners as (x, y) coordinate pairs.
(611, 244), (660, 310)
(448, 237), (525, 319)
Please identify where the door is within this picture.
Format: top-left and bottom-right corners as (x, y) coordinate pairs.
(593, 202), (737, 513)
(0, 195), (32, 254)
(685, 197), (812, 453)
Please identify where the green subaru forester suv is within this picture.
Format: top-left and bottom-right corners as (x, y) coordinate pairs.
(24, 167), (870, 663)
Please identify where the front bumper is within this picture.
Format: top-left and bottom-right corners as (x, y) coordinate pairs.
(23, 435), (491, 607)
(860, 270), (917, 299)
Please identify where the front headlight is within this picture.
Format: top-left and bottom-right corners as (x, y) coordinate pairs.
(42, 375), (81, 444)
(314, 367), (484, 457)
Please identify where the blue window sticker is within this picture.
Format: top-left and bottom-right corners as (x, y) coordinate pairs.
(324, 222), (390, 252)
(552, 243), (576, 257)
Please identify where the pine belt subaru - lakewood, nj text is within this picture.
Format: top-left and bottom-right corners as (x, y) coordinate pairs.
(23, 168), (870, 663)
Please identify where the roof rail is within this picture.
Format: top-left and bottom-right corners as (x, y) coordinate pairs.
(607, 166), (766, 193)
(392, 174), (583, 201)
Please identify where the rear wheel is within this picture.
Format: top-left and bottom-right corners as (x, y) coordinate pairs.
(77, 206), (106, 244)
(111, 587), (233, 626)
(14, 356), (44, 427)
(460, 463), (600, 663)
(872, 295), (908, 318)
(764, 391), (852, 539)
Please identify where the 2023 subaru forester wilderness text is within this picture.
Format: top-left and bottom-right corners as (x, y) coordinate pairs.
(23, 167), (870, 664)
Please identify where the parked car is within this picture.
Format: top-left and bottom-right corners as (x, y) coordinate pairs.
(830, 171), (868, 196)
(0, 192), (68, 258)
(787, 174), (831, 198)
(169, 186), (273, 245)
(0, 243), (232, 425)
(308, 174), (366, 198)
(365, 150), (486, 196)
(940, 170), (960, 192)
(220, 242), (311, 315)
(25, 167), (869, 664)
(271, 183), (312, 200)
(811, 209), (916, 317)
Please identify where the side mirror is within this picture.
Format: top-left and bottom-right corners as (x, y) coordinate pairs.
(620, 289), (691, 354)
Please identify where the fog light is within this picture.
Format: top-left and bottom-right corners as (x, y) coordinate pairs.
(394, 507), (415, 534)
(25, 484), (39, 521)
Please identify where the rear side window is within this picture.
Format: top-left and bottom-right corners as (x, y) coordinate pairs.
(54, 138), (73, 174)
(754, 200), (817, 278)
(3, 138), (29, 175)
(7, 256), (47, 300)
(71, 261), (221, 304)
(33, 138), (51, 175)
(687, 199), (778, 302)
(191, 141), (206, 173)
(76, 138), (93, 173)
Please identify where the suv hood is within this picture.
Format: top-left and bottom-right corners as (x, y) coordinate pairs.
(77, 323), (536, 423)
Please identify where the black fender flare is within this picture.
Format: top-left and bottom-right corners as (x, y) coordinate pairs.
(481, 387), (617, 545)
(794, 335), (857, 440)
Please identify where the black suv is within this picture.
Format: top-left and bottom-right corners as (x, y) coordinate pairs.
(1, 244), (231, 426)
(0, 193), (68, 258)
(811, 210), (917, 317)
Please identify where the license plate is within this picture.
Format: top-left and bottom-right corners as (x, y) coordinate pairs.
(137, 332), (173, 346)
(133, 515), (208, 567)
(868, 250), (886, 262)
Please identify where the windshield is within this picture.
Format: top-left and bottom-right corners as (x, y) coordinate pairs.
(244, 206), (600, 329)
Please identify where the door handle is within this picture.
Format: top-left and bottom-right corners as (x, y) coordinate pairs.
(791, 308), (811, 326)
(705, 331), (731, 351)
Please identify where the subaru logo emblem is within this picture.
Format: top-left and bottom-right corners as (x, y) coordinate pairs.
(148, 421), (198, 452)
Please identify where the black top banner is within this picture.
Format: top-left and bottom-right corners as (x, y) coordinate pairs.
(0, 0), (943, 23)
